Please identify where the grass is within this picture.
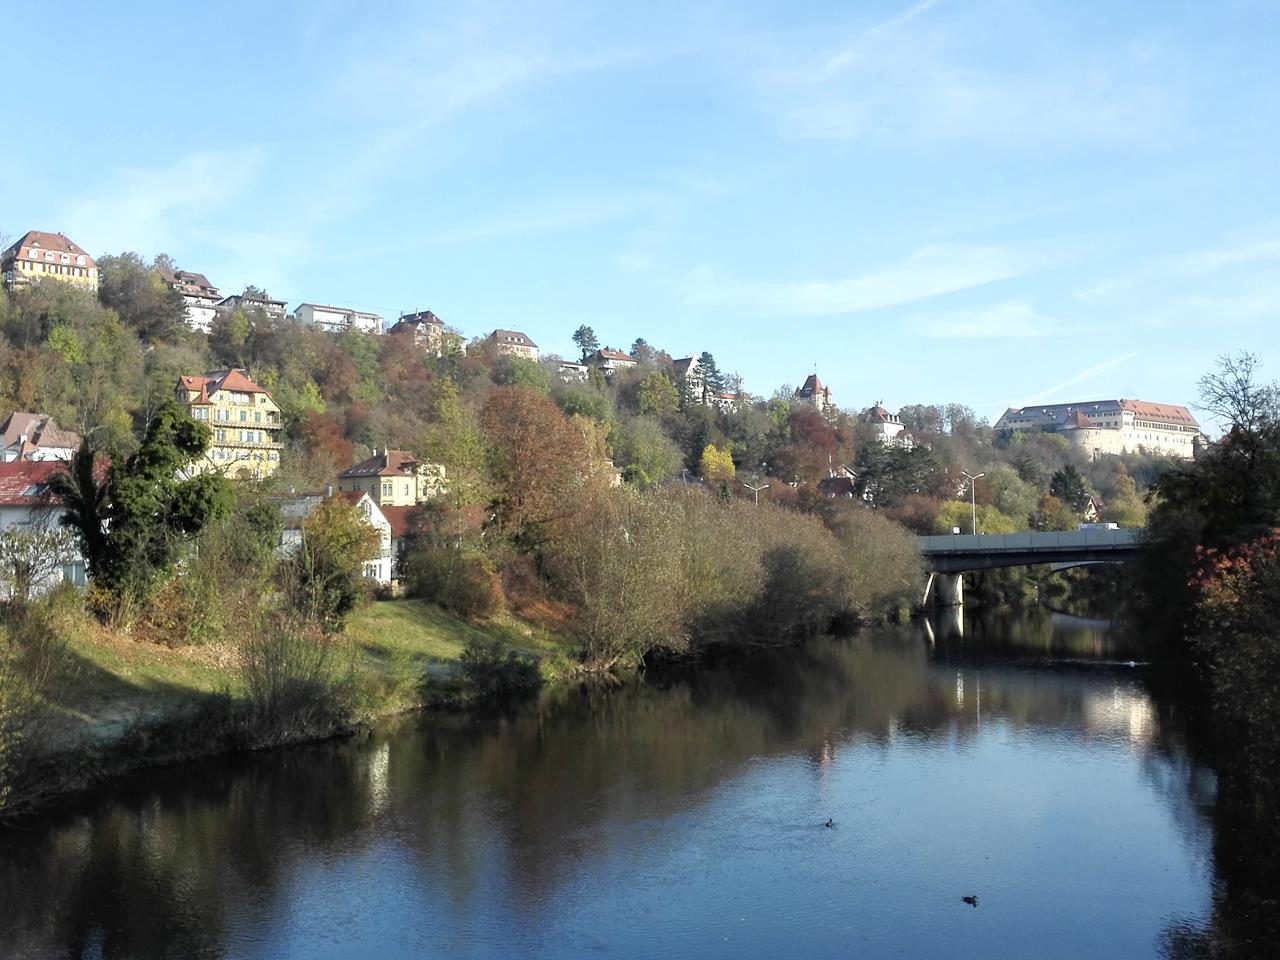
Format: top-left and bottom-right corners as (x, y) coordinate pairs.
(18, 599), (577, 748)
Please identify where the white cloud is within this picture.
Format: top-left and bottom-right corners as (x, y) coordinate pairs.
(682, 243), (1038, 317)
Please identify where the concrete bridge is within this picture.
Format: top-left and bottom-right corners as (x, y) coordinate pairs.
(917, 529), (1144, 605)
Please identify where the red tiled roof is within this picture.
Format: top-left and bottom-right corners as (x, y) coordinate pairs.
(489, 329), (538, 349)
(0, 460), (71, 506)
(339, 449), (421, 479)
(1118, 399), (1199, 426)
(178, 369), (270, 399)
(379, 505), (420, 539)
(597, 349), (636, 363)
(1063, 410), (1097, 429)
(2, 230), (96, 267)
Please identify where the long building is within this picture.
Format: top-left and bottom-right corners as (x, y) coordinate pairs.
(1, 230), (98, 293)
(995, 399), (1203, 459)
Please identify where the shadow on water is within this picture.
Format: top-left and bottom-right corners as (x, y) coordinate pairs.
(0, 610), (1273, 958)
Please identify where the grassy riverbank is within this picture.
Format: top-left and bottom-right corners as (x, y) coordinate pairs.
(0, 598), (575, 818)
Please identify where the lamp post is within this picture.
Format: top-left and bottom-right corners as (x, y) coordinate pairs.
(962, 470), (985, 535)
(742, 480), (770, 506)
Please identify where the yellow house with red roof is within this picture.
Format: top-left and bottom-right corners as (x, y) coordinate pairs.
(1, 230), (98, 292)
(175, 369), (283, 479)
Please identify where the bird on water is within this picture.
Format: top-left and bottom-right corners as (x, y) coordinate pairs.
(824, 818), (834, 828)
(962, 895), (979, 907)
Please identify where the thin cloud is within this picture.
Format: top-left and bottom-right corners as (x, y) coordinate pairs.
(911, 300), (1056, 339)
(682, 243), (1037, 317)
(1021, 351), (1140, 405)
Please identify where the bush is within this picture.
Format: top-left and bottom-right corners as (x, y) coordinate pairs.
(458, 637), (541, 700)
(0, 605), (71, 814)
(238, 615), (352, 747)
(405, 545), (503, 619)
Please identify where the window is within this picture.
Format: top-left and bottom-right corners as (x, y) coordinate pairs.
(28, 249), (37, 260)
(216, 429), (225, 442)
(60, 253), (70, 264)
(45, 251), (55, 261)
(77, 255), (85, 265)
(255, 411), (261, 423)
(240, 410), (247, 422)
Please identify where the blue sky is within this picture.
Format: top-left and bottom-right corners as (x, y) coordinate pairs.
(5, 0), (1278, 425)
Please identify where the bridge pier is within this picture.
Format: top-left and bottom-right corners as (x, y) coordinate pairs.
(935, 572), (964, 607)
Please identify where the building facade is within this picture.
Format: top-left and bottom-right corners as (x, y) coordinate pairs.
(295, 302), (383, 334)
(2, 231), (98, 293)
(592, 348), (638, 377)
(863, 404), (911, 447)
(337, 449), (446, 507)
(216, 293), (288, 321)
(176, 370), (284, 479)
(994, 399), (1203, 459)
(278, 490), (395, 584)
(159, 268), (221, 332)
(488, 329), (539, 361)
(0, 460), (90, 596)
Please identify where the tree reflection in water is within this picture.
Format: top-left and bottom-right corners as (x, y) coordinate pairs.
(0, 610), (1270, 959)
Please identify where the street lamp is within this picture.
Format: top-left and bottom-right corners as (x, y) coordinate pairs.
(962, 470), (985, 535)
(742, 480), (770, 505)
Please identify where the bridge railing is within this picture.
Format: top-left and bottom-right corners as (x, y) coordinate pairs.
(917, 529), (1143, 554)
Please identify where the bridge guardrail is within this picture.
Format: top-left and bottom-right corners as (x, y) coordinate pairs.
(917, 529), (1143, 554)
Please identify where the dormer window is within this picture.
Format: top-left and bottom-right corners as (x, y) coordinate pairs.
(76, 255), (85, 265)
(60, 253), (70, 263)
(45, 251), (55, 261)
(28, 249), (38, 259)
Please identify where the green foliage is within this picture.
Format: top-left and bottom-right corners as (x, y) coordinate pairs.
(281, 498), (380, 631)
(493, 355), (551, 393)
(405, 545), (503, 619)
(458, 637), (541, 700)
(96, 253), (186, 343)
(1049, 464), (1091, 512)
(572, 324), (599, 363)
(48, 400), (231, 619)
(634, 371), (680, 417)
(614, 417), (683, 487)
(1030, 494), (1077, 532)
(934, 500), (1021, 535)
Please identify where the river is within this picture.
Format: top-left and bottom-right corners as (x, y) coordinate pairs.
(0, 611), (1240, 959)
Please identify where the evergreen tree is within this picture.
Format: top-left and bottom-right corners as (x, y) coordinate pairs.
(697, 351), (723, 399)
(572, 325), (599, 363)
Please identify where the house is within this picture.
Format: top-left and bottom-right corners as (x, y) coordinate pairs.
(794, 374), (834, 414)
(379, 504), (425, 570)
(995, 399), (1203, 459)
(176, 369), (284, 480)
(2, 230), (98, 293)
(591, 348), (638, 377)
(862, 404), (913, 448)
(1082, 495), (1107, 523)
(488, 329), (539, 361)
(556, 360), (590, 383)
(0, 460), (89, 596)
(1, 411), (80, 462)
(159, 268), (221, 332)
(337, 449), (446, 507)
(295, 302), (383, 335)
(278, 489), (394, 584)
(711, 392), (741, 413)
(388, 310), (453, 355)
(216, 292), (288, 321)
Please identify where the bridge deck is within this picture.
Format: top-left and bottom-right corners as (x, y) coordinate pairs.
(917, 529), (1143, 573)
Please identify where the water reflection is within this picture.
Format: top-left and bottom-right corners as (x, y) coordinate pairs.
(0, 615), (1229, 959)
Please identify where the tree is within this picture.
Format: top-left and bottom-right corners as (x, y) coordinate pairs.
(630, 338), (655, 365)
(96, 253), (185, 343)
(697, 352), (724, 397)
(1030, 494), (1077, 531)
(572, 325), (599, 363)
(614, 417), (683, 487)
(0, 522), (77, 606)
(48, 400), (232, 619)
(635, 371), (680, 417)
(699, 443), (735, 483)
(422, 381), (491, 542)
(282, 497), (379, 630)
(1198, 352), (1279, 434)
(493, 355), (551, 393)
(481, 387), (592, 546)
(1049, 465), (1090, 512)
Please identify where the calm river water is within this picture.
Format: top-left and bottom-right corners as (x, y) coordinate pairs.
(0, 611), (1233, 959)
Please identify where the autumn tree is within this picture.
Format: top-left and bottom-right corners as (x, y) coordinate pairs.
(699, 443), (735, 483)
(282, 497), (380, 630)
(96, 252), (186, 343)
(635, 370), (680, 417)
(481, 387), (591, 546)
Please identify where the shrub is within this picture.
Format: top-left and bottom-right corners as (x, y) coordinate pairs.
(405, 545), (503, 619)
(238, 615), (352, 747)
(458, 637), (541, 700)
(0, 605), (71, 814)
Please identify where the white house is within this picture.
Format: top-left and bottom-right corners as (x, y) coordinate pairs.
(278, 489), (395, 585)
(295, 303), (383, 335)
(217, 293), (289, 321)
(488, 329), (539, 361)
(159, 269), (221, 333)
(0, 460), (88, 597)
(592, 348), (638, 377)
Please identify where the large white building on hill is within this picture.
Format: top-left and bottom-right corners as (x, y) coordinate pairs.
(995, 399), (1204, 459)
